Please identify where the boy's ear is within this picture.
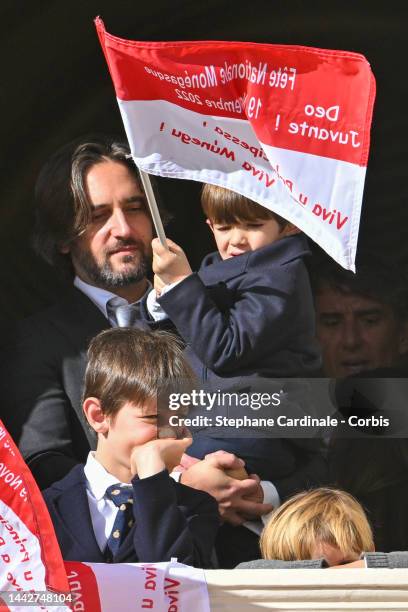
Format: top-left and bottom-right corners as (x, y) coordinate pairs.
(206, 219), (215, 234)
(281, 223), (301, 237)
(83, 397), (109, 434)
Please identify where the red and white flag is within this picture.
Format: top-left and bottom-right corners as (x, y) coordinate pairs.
(0, 421), (69, 611)
(65, 560), (210, 612)
(96, 18), (375, 270)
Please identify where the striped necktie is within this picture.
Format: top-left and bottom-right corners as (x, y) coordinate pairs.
(107, 298), (143, 328)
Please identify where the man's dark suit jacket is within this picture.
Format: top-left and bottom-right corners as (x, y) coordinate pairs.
(1, 287), (167, 489)
(43, 464), (219, 567)
(158, 235), (327, 498)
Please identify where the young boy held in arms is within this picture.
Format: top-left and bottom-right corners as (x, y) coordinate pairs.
(147, 184), (326, 480)
(151, 184), (320, 382)
(148, 185), (326, 566)
(43, 328), (219, 566)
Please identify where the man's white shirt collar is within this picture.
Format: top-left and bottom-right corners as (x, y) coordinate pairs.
(74, 276), (124, 319)
(74, 275), (151, 320)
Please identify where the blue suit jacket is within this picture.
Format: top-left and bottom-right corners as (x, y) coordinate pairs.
(43, 464), (219, 567)
(159, 234), (320, 380)
(158, 235), (327, 496)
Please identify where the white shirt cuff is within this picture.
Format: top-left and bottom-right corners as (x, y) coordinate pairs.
(169, 470), (182, 482)
(145, 288), (168, 321)
(243, 481), (280, 536)
(145, 281), (185, 322)
(260, 480), (280, 526)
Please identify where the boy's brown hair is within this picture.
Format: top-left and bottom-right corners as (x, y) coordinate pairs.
(201, 184), (288, 229)
(260, 488), (374, 562)
(83, 328), (195, 418)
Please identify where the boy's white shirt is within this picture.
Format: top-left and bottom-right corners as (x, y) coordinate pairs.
(85, 451), (278, 555)
(84, 451), (133, 552)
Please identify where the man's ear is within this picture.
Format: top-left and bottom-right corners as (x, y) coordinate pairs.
(281, 223), (301, 237)
(83, 397), (109, 434)
(205, 218), (215, 235)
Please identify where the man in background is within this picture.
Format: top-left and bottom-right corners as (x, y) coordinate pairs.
(312, 257), (408, 377)
(312, 256), (408, 553)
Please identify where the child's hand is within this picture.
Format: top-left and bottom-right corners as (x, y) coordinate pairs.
(130, 437), (192, 479)
(152, 238), (192, 285)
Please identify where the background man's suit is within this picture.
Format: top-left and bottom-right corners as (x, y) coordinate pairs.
(1, 287), (166, 488)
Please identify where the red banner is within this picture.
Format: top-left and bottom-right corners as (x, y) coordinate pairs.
(65, 560), (210, 612)
(0, 421), (69, 608)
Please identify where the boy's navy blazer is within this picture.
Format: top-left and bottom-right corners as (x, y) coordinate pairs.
(159, 234), (320, 380)
(159, 235), (327, 496)
(43, 464), (219, 567)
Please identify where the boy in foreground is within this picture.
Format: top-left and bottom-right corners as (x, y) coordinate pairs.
(43, 328), (219, 566)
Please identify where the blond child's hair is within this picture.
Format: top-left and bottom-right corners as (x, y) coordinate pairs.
(260, 488), (374, 561)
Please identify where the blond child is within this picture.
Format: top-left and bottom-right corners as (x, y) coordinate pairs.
(238, 488), (374, 568)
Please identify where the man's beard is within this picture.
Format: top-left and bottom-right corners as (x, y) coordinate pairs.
(71, 239), (151, 290)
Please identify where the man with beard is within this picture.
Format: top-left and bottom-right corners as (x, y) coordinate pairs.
(1, 136), (170, 488)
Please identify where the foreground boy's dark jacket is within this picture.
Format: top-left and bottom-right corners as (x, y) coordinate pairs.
(43, 464), (219, 567)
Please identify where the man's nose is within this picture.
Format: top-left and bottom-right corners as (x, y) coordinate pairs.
(110, 209), (132, 238)
(341, 320), (362, 350)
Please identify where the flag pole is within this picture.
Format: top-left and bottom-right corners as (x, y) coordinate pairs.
(139, 169), (169, 250)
